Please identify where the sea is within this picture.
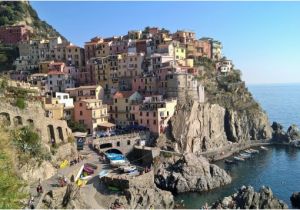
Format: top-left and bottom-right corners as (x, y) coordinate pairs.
(175, 83), (300, 208)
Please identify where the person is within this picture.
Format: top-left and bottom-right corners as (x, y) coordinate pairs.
(36, 184), (43, 197)
(51, 138), (55, 146)
(28, 196), (34, 209)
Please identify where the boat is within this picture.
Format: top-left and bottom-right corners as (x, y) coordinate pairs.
(106, 153), (124, 160)
(129, 169), (140, 176)
(110, 159), (127, 167)
(108, 186), (121, 192)
(98, 170), (109, 179)
(240, 153), (251, 158)
(260, 146), (268, 151)
(83, 165), (94, 175)
(123, 165), (136, 173)
(234, 156), (245, 161)
(244, 149), (253, 154)
(249, 148), (259, 153)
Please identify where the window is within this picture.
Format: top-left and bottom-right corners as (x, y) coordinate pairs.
(117, 141), (120, 147)
(115, 113), (118, 118)
(146, 112), (149, 117)
(140, 112), (142, 116)
(127, 140), (131, 145)
(140, 119), (143, 124)
(153, 120), (156, 125)
(125, 99), (128, 103)
(167, 111), (169, 116)
(80, 111), (83, 116)
(147, 119), (149, 124)
(153, 112), (156, 117)
(115, 99), (117, 103)
(79, 103), (82, 107)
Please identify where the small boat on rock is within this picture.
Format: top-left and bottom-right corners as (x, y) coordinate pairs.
(260, 146), (268, 151)
(240, 153), (251, 158)
(234, 156), (245, 161)
(249, 148), (259, 153)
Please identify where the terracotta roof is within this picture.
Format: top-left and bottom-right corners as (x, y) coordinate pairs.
(113, 91), (135, 99)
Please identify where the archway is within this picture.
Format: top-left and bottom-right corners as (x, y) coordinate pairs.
(27, 119), (34, 126)
(57, 126), (64, 141)
(47, 125), (56, 143)
(0, 112), (10, 126)
(13, 116), (23, 126)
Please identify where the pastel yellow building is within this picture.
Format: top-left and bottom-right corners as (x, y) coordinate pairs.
(43, 97), (64, 120)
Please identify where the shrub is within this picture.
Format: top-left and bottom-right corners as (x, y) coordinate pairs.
(12, 126), (41, 157)
(15, 98), (26, 109)
(67, 120), (87, 132)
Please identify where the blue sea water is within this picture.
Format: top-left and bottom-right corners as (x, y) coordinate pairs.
(248, 83), (300, 129)
(175, 83), (300, 208)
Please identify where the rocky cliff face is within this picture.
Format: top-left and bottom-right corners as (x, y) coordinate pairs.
(212, 185), (288, 209)
(161, 100), (272, 154)
(224, 108), (272, 142)
(168, 102), (228, 153)
(154, 153), (231, 193)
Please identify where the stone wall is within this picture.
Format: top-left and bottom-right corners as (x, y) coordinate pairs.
(0, 101), (72, 144)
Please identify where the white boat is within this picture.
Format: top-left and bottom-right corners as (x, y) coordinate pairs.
(249, 148), (259, 153)
(244, 150), (253, 154)
(123, 165), (136, 173)
(234, 156), (245, 161)
(240, 153), (251, 158)
(110, 159), (127, 167)
(98, 170), (109, 179)
(260, 146), (268, 151)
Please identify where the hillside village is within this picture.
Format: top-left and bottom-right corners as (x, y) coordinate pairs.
(0, 24), (235, 139)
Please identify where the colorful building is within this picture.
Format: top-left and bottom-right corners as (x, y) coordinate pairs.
(131, 95), (177, 135)
(109, 91), (143, 127)
(65, 85), (104, 102)
(46, 71), (75, 93)
(0, 25), (32, 44)
(74, 99), (113, 135)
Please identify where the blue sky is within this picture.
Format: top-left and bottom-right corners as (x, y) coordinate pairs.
(31, 1), (300, 84)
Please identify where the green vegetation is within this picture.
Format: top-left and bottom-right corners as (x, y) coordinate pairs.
(0, 44), (19, 71)
(0, 127), (27, 208)
(0, 1), (65, 39)
(67, 120), (87, 132)
(194, 58), (262, 115)
(12, 126), (51, 163)
(15, 97), (26, 109)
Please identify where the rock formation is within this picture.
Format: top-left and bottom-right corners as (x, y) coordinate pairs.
(272, 122), (300, 146)
(125, 186), (174, 209)
(290, 192), (300, 208)
(154, 153), (231, 193)
(167, 102), (229, 153)
(161, 101), (272, 154)
(212, 185), (288, 209)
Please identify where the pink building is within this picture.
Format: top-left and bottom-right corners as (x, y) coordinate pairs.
(49, 62), (65, 72)
(0, 25), (31, 44)
(132, 76), (158, 95)
(74, 99), (112, 135)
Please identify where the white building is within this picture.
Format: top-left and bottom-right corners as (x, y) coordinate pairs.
(55, 92), (74, 108)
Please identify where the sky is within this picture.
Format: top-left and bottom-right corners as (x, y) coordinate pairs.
(30, 1), (300, 85)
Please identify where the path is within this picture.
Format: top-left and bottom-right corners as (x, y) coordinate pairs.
(29, 138), (104, 208)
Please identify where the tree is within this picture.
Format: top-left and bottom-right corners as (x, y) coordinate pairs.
(67, 120), (87, 132)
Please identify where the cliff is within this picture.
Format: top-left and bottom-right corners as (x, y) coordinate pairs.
(158, 58), (272, 154)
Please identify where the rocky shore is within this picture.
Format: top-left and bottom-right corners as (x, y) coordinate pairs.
(212, 185), (288, 209)
(290, 192), (300, 208)
(154, 153), (231, 193)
